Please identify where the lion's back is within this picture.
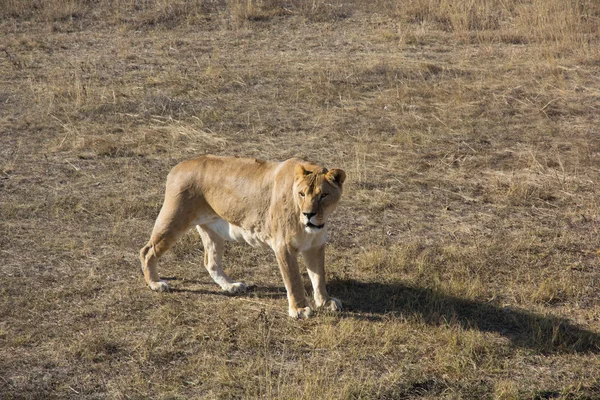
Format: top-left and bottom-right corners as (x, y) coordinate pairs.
(164, 155), (297, 228)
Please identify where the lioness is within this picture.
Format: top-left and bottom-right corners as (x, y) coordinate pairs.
(140, 155), (346, 318)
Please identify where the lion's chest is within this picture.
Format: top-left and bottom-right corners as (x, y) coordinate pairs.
(207, 219), (270, 248)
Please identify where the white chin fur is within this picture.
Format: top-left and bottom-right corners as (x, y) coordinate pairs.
(305, 225), (323, 234)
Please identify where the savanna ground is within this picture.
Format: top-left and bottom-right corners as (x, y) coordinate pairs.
(1, 0), (600, 398)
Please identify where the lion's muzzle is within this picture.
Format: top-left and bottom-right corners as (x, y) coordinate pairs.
(302, 212), (325, 231)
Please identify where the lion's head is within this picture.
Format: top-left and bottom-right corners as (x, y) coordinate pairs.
(293, 164), (346, 233)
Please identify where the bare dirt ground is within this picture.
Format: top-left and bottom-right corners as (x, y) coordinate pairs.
(1, 0), (600, 398)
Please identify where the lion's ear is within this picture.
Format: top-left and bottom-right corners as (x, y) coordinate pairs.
(326, 169), (346, 187)
(295, 164), (312, 180)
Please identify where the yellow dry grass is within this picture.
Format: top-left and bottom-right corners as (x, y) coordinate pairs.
(1, 0), (600, 398)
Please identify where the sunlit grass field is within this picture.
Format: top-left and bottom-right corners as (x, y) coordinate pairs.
(1, 0), (600, 398)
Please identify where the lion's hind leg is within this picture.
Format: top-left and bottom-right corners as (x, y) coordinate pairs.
(196, 225), (247, 294)
(140, 242), (169, 292)
(140, 193), (198, 292)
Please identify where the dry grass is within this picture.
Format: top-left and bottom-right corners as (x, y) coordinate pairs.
(2, 0), (600, 398)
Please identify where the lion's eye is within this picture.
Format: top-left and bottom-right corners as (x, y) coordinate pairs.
(320, 193), (329, 199)
(299, 192), (305, 198)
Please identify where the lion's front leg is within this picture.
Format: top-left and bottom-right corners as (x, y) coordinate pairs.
(302, 244), (342, 312)
(275, 247), (313, 319)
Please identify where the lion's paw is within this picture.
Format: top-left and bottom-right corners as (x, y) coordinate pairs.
(320, 297), (343, 312)
(289, 306), (314, 319)
(149, 280), (169, 292)
(226, 282), (247, 294)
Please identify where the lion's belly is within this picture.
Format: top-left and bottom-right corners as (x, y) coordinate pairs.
(207, 219), (270, 248)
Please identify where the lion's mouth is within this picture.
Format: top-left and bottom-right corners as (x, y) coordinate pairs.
(306, 222), (325, 229)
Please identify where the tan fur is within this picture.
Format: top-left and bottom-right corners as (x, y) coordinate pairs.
(140, 155), (346, 318)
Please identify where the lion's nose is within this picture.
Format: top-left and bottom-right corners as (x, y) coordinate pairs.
(303, 212), (316, 220)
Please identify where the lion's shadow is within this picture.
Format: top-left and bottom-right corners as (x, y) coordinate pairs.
(329, 279), (600, 354)
(164, 277), (287, 299)
(163, 275), (600, 353)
